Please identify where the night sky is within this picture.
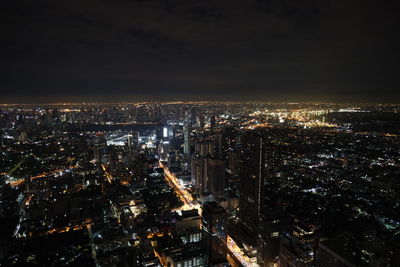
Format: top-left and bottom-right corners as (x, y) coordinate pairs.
(1, 0), (399, 103)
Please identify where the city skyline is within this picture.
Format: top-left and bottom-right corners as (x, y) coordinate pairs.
(1, 1), (399, 266)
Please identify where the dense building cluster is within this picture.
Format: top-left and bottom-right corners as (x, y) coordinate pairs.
(0, 102), (399, 266)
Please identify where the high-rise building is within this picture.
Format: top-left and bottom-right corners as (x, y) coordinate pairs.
(191, 136), (226, 195)
(315, 241), (356, 267)
(279, 220), (317, 267)
(163, 243), (204, 267)
(94, 133), (108, 164)
(235, 129), (293, 266)
(212, 133), (223, 158)
(234, 130), (289, 266)
(238, 132), (264, 235)
(127, 132), (138, 159)
(223, 132), (265, 267)
(191, 154), (207, 193)
(227, 149), (239, 176)
(202, 202), (228, 266)
(183, 113), (192, 161)
(191, 155), (225, 195)
(257, 210), (290, 266)
(198, 114), (205, 129)
(207, 157), (225, 194)
(210, 114), (216, 132)
(175, 209), (202, 244)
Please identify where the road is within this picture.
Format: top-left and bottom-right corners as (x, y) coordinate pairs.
(101, 164), (113, 183)
(9, 164), (79, 187)
(159, 162), (201, 214)
(227, 235), (260, 267)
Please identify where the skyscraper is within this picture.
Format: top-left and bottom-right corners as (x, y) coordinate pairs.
(237, 132), (264, 235)
(210, 114), (216, 132)
(127, 132), (138, 159)
(207, 157), (225, 194)
(191, 154), (207, 193)
(202, 202), (228, 266)
(183, 112), (192, 161)
(94, 133), (108, 164)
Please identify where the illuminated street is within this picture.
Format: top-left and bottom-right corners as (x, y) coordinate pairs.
(101, 164), (113, 183)
(227, 235), (259, 267)
(9, 164), (79, 187)
(159, 161), (202, 214)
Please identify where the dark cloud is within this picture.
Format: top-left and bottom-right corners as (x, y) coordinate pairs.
(0, 0), (399, 102)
